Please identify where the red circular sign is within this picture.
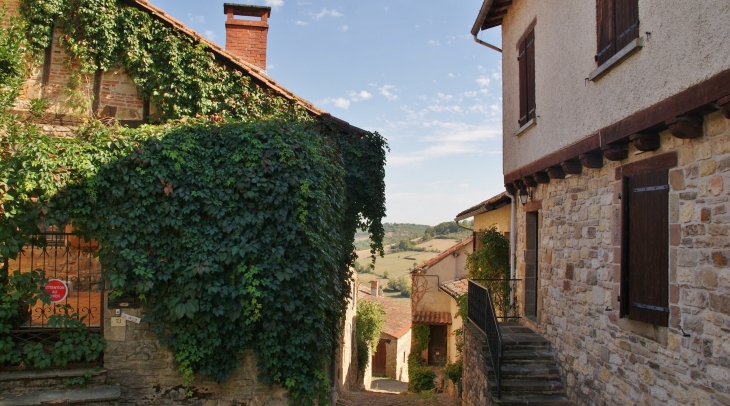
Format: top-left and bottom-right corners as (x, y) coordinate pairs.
(44, 279), (68, 303)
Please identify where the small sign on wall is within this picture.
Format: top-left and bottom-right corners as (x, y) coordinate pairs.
(121, 312), (141, 324)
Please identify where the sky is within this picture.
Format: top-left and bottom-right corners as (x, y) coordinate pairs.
(149, 0), (504, 226)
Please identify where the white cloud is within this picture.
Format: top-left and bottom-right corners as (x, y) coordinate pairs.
(447, 73), (455, 78)
(297, 1), (311, 4)
(384, 6), (389, 11)
(492, 71), (502, 80)
(428, 40), (440, 46)
(350, 90), (372, 102)
(204, 30), (216, 40)
(340, 25), (348, 31)
(476, 76), (491, 87)
(379, 85), (398, 101)
(188, 14), (205, 23)
(267, 64), (275, 70)
(322, 97), (351, 110)
(295, 20), (309, 26)
(314, 8), (343, 19)
(461, 91), (478, 98)
(266, 0), (285, 9)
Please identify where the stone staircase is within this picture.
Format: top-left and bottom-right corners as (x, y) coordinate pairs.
(485, 323), (572, 406)
(0, 369), (121, 405)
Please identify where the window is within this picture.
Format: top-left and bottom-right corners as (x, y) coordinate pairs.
(518, 28), (535, 127)
(596, 0), (639, 66)
(622, 170), (669, 327)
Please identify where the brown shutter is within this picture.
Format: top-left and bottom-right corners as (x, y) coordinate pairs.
(525, 29), (536, 123)
(614, 0), (639, 53)
(596, 0), (615, 65)
(518, 37), (528, 126)
(626, 170), (669, 327)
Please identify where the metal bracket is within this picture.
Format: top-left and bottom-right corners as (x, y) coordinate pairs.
(633, 303), (669, 313)
(633, 185), (668, 193)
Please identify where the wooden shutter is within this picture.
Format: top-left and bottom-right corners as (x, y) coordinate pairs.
(518, 37), (528, 126)
(614, 0), (639, 53)
(596, 0), (638, 65)
(625, 170), (669, 327)
(525, 29), (536, 123)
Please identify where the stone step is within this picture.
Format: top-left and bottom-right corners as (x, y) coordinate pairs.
(502, 350), (556, 364)
(487, 364), (562, 380)
(0, 385), (120, 405)
(0, 369), (107, 395)
(489, 379), (566, 396)
(490, 394), (572, 406)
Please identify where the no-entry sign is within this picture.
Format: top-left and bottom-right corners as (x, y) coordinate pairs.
(44, 279), (69, 303)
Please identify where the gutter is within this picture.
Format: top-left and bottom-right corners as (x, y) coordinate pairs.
(471, 0), (502, 53)
(506, 192), (516, 316)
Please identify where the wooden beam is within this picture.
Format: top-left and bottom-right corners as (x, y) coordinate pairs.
(616, 151), (678, 178)
(523, 176), (537, 188)
(505, 183), (517, 195)
(533, 171), (550, 184)
(719, 95), (730, 120)
(630, 132), (660, 151)
(603, 144), (629, 161)
(547, 166), (566, 179)
(561, 160), (583, 175)
(666, 114), (703, 139)
(579, 152), (603, 169)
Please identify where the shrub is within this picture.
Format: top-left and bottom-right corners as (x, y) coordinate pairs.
(355, 301), (386, 371)
(408, 355), (436, 392)
(389, 276), (411, 298)
(444, 359), (462, 383)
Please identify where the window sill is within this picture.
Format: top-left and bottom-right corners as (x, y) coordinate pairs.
(514, 117), (536, 137)
(589, 37), (644, 82)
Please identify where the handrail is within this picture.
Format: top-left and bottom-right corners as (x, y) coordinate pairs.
(467, 279), (505, 400)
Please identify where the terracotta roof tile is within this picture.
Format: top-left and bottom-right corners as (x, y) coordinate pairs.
(415, 236), (473, 271)
(439, 279), (468, 300)
(358, 287), (412, 339)
(412, 311), (452, 325)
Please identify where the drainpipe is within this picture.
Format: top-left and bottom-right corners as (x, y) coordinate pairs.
(473, 34), (502, 53)
(506, 192), (516, 316)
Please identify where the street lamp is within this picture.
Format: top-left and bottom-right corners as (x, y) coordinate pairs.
(519, 187), (529, 205)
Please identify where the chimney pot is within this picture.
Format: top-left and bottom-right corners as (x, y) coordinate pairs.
(223, 3), (271, 70)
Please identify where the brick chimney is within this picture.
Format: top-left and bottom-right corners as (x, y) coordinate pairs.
(224, 3), (271, 70)
(370, 280), (379, 297)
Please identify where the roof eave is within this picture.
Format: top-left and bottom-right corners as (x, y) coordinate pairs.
(471, 0), (495, 36)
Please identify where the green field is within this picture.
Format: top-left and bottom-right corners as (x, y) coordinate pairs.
(355, 238), (461, 303)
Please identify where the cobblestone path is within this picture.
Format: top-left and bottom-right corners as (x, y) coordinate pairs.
(337, 390), (458, 406)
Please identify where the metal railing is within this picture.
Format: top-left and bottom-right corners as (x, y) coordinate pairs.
(3, 233), (103, 330)
(468, 279), (504, 400)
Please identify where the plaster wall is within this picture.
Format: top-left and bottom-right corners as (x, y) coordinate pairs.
(384, 330), (411, 382)
(511, 111), (730, 405)
(447, 298), (463, 364)
(501, 0), (730, 174)
(473, 205), (511, 234)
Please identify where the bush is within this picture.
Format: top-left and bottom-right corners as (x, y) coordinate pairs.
(355, 301), (386, 371)
(408, 355), (436, 392)
(444, 359), (462, 383)
(353, 260), (371, 274)
(389, 276), (411, 297)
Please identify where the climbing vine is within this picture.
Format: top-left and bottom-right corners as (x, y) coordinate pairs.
(355, 300), (385, 372)
(1, 2), (388, 404)
(467, 226), (513, 317)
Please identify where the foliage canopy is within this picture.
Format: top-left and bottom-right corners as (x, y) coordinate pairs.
(1, 2), (388, 404)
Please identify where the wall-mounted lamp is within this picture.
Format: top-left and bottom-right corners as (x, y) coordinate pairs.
(519, 187), (530, 205)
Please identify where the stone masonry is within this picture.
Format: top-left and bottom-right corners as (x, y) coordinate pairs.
(462, 323), (489, 406)
(513, 111), (730, 405)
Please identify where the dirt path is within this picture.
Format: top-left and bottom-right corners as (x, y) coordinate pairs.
(338, 390), (458, 406)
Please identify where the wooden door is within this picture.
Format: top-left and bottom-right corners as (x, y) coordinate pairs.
(428, 325), (447, 366)
(372, 339), (387, 376)
(524, 211), (538, 320)
(625, 170), (669, 326)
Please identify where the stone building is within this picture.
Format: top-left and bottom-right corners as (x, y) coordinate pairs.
(463, 0), (730, 405)
(358, 284), (411, 384)
(1, 1), (363, 404)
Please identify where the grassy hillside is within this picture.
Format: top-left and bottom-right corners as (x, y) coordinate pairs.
(353, 223), (430, 251)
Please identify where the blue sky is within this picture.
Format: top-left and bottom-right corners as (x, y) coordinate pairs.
(149, 0), (504, 226)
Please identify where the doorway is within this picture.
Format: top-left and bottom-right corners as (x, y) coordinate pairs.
(428, 325), (447, 366)
(524, 212), (538, 321)
(372, 339), (387, 376)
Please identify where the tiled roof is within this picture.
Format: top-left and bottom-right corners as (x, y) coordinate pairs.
(412, 311), (452, 325)
(358, 287), (412, 339)
(415, 235), (473, 271)
(454, 192), (511, 222)
(440, 279), (468, 300)
(126, 0), (363, 133)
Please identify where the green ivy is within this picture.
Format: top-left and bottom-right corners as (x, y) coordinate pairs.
(1, 2), (388, 404)
(355, 300), (385, 372)
(467, 226), (513, 317)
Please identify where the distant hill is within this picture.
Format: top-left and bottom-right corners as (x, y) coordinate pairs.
(354, 221), (473, 251)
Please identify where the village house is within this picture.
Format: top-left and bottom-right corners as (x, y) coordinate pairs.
(463, 0), (730, 405)
(0, 1), (363, 404)
(358, 283), (411, 386)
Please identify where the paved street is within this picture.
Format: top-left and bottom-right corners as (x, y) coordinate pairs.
(338, 390), (458, 406)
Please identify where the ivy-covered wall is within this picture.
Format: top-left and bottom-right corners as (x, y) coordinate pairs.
(0, 1), (387, 404)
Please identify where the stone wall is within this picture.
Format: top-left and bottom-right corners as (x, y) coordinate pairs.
(462, 323), (488, 406)
(384, 330), (410, 382)
(513, 111), (730, 405)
